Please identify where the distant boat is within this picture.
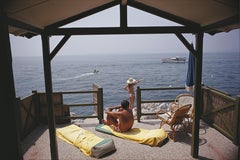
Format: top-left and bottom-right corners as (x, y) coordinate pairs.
(93, 69), (99, 74)
(161, 56), (187, 63)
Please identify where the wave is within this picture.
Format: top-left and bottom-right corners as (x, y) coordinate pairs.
(56, 72), (96, 81)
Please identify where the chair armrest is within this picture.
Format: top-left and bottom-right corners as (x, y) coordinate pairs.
(169, 103), (179, 112)
(156, 110), (172, 119)
(156, 110), (167, 114)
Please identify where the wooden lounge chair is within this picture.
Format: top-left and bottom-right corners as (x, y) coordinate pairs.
(169, 94), (194, 124)
(156, 104), (192, 142)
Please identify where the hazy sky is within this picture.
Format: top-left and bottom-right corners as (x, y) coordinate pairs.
(10, 6), (240, 57)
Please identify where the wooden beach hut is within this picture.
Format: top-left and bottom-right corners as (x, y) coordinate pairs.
(1, 1), (239, 159)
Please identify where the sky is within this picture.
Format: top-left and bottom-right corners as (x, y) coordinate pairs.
(10, 6), (240, 57)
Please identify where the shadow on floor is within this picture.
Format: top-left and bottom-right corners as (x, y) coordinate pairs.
(21, 124), (48, 154)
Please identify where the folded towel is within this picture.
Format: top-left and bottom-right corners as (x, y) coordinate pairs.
(57, 124), (116, 158)
(95, 124), (168, 147)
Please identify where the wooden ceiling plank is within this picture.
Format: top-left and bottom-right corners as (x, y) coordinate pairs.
(7, 17), (43, 35)
(46, 0), (121, 30)
(203, 15), (240, 34)
(128, 0), (200, 29)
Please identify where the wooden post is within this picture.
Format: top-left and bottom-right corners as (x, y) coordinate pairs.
(41, 34), (58, 160)
(93, 83), (98, 114)
(97, 87), (104, 124)
(0, 8), (23, 160)
(32, 90), (40, 123)
(191, 32), (203, 158)
(136, 86), (141, 122)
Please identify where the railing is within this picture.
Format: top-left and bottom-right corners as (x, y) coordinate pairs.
(16, 83), (103, 139)
(37, 83), (103, 124)
(17, 83), (240, 147)
(136, 85), (240, 147)
(136, 86), (186, 122)
(16, 93), (39, 139)
(57, 83), (103, 123)
(201, 86), (240, 146)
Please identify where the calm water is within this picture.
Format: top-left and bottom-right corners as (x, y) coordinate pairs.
(12, 52), (240, 115)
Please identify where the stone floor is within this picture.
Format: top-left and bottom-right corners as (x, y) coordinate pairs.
(22, 118), (238, 160)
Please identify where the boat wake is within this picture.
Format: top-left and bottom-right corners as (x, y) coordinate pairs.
(56, 72), (96, 81)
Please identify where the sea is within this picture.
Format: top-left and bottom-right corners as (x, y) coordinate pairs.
(12, 52), (240, 115)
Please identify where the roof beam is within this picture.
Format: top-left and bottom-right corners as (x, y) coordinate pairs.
(175, 33), (197, 56)
(46, 0), (121, 30)
(120, 1), (128, 29)
(47, 26), (200, 36)
(50, 35), (71, 61)
(128, 0), (201, 29)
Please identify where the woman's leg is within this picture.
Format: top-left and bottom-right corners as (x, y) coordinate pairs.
(129, 95), (135, 109)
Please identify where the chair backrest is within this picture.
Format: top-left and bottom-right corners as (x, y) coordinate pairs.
(176, 94), (193, 106)
(176, 94), (194, 115)
(169, 104), (192, 125)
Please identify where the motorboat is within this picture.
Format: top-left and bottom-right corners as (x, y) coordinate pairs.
(161, 56), (187, 63)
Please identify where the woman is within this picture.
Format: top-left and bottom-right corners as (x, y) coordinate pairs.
(124, 77), (142, 109)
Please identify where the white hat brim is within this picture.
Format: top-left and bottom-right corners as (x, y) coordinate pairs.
(127, 78), (136, 84)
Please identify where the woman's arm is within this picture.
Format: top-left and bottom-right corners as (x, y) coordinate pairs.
(123, 84), (129, 91)
(135, 79), (143, 85)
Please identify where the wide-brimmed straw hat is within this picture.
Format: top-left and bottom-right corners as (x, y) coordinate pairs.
(127, 77), (136, 84)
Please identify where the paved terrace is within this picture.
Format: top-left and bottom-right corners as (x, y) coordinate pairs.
(22, 118), (238, 160)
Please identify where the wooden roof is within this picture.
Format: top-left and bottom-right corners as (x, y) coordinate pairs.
(4, 0), (240, 38)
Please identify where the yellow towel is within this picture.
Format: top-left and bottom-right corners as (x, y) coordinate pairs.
(56, 124), (103, 157)
(101, 125), (168, 147)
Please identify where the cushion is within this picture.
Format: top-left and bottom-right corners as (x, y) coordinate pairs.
(91, 139), (116, 158)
